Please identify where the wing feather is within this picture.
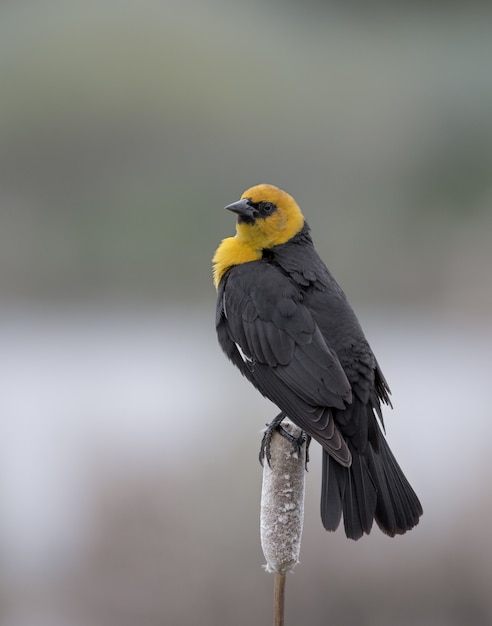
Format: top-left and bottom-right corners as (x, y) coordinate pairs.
(217, 262), (353, 464)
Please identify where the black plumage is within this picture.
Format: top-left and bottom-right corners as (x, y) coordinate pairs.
(216, 221), (422, 539)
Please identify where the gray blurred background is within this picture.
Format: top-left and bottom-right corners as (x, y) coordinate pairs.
(1, 1), (492, 624)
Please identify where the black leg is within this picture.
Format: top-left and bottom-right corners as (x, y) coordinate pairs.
(304, 434), (312, 469)
(259, 411), (286, 467)
(259, 412), (308, 468)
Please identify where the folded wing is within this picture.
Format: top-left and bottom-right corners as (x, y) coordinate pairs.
(217, 262), (353, 465)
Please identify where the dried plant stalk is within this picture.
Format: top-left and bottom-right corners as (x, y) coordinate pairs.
(273, 572), (286, 626)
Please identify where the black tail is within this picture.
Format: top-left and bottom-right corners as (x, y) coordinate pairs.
(321, 434), (423, 540)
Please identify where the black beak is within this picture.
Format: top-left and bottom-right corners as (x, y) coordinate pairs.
(224, 198), (257, 221)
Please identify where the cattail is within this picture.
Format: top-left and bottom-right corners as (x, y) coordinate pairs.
(260, 419), (306, 625)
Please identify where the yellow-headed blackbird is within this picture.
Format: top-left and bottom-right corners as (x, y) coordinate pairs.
(213, 184), (422, 539)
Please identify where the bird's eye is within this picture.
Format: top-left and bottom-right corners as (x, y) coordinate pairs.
(259, 201), (275, 215)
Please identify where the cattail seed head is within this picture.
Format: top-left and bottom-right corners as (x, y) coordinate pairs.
(260, 419), (306, 574)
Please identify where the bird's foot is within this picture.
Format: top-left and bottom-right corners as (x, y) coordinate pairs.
(259, 412), (310, 468)
(304, 434), (312, 469)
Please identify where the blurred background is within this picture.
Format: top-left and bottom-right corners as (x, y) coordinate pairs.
(1, 1), (492, 624)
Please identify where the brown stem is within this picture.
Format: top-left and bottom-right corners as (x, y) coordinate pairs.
(273, 572), (286, 626)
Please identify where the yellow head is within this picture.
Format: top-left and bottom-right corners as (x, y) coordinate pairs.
(231, 184), (305, 249)
(212, 184), (305, 288)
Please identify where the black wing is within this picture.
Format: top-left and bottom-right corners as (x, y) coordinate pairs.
(216, 261), (353, 466)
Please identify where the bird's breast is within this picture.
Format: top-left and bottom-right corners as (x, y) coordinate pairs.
(212, 236), (262, 289)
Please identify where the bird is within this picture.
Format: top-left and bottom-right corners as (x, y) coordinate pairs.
(213, 183), (422, 540)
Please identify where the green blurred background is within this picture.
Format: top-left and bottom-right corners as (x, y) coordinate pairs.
(1, 1), (492, 625)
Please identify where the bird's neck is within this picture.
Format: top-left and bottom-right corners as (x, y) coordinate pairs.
(212, 236), (262, 289)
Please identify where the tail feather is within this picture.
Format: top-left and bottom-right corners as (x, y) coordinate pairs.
(321, 429), (422, 540)
(321, 449), (343, 532)
(370, 436), (423, 535)
(343, 452), (378, 539)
